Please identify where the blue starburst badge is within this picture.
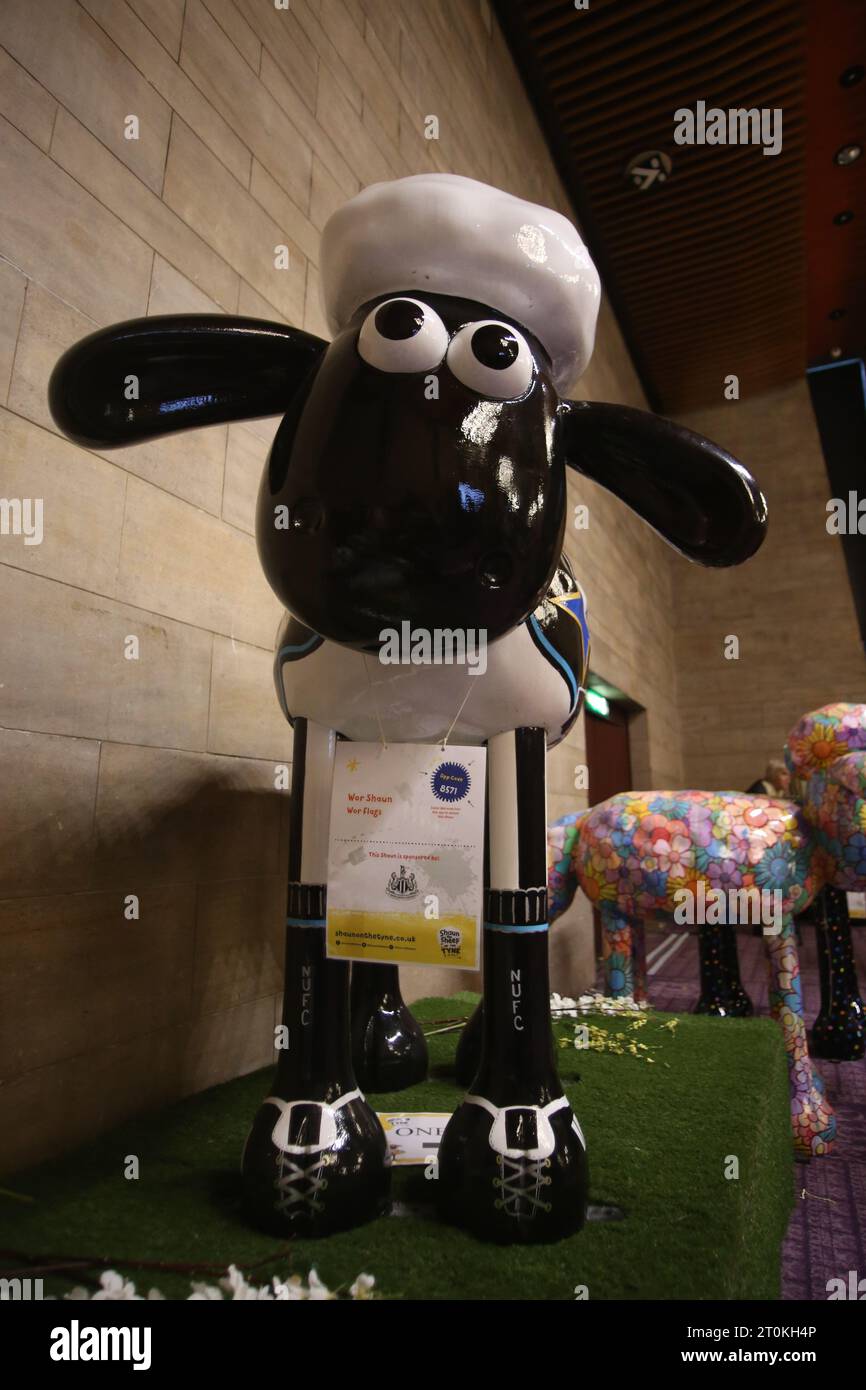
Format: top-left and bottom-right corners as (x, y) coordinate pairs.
(431, 761), (470, 803)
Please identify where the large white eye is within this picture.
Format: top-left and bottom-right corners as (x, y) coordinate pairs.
(357, 297), (449, 373)
(446, 320), (534, 399)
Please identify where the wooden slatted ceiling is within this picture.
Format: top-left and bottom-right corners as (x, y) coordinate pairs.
(494, 0), (808, 412)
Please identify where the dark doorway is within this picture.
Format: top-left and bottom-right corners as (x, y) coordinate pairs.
(585, 704), (632, 807)
(585, 701), (633, 957)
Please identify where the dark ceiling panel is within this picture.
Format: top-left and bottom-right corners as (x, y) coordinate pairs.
(494, 0), (812, 412)
(805, 0), (866, 368)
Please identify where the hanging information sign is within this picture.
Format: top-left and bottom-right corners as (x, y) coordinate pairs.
(326, 742), (485, 968)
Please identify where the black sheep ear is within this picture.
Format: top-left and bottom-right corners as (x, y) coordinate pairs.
(556, 399), (767, 566)
(49, 314), (328, 448)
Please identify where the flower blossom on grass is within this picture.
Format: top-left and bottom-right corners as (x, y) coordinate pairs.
(552, 999), (680, 1065)
(61, 1266), (376, 1301)
(551, 989), (649, 1018)
(65, 1271), (143, 1301)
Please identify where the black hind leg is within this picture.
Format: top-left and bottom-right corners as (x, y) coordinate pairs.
(350, 962), (429, 1091)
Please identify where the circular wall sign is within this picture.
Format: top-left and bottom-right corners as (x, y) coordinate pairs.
(624, 150), (672, 191)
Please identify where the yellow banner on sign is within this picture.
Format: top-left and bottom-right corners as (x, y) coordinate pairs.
(377, 1112), (452, 1166)
(327, 908), (477, 967)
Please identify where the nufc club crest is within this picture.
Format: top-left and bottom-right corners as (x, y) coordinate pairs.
(386, 865), (419, 899)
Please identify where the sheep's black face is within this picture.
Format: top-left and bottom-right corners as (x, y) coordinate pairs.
(256, 292), (565, 652)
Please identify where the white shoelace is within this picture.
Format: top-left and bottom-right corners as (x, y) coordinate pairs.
(492, 1154), (552, 1218)
(273, 1153), (330, 1214)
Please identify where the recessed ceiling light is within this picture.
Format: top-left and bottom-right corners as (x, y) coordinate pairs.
(833, 210), (855, 225)
(835, 142), (862, 165)
(830, 346), (843, 358)
(829, 308), (847, 320)
(840, 65), (865, 87)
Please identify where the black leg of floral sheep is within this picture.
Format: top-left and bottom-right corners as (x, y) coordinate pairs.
(694, 921), (754, 1017)
(811, 887), (866, 1061)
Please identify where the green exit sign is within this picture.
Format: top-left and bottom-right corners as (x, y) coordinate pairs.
(585, 689), (611, 718)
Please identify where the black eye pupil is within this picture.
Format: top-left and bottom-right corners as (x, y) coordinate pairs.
(471, 324), (519, 370)
(375, 300), (424, 339)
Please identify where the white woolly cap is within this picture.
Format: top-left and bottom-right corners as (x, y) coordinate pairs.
(319, 173), (601, 392)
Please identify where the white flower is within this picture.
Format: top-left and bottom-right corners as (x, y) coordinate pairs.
(61, 1263), (378, 1301)
(271, 1275), (307, 1301)
(567, 989), (648, 1017)
(306, 1268), (336, 1300)
(550, 992), (579, 1017)
(219, 1265), (274, 1300)
(91, 1270), (141, 1301)
(188, 1282), (223, 1300)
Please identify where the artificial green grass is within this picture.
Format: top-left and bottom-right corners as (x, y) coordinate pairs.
(1, 995), (793, 1300)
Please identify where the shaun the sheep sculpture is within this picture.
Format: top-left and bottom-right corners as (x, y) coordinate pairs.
(48, 174), (766, 1243)
(543, 702), (866, 1159)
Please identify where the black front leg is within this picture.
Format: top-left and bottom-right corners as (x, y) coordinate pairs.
(438, 728), (588, 1243)
(694, 921), (753, 1017)
(811, 888), (866, 1061)
(241, 719), (390, 1235)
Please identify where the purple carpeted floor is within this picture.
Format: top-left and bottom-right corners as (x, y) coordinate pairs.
(636, 924), (866, 1300)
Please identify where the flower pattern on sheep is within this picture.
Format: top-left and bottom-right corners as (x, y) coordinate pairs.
(566, 792), (819, 923)
(546, 703), (866, 1159)
(787, 704), (866, 893)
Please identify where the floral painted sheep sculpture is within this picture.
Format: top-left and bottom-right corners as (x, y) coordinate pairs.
(546, 704), (866, 1160)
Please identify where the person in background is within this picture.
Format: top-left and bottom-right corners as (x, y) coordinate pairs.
(746, 758), (790, 797)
